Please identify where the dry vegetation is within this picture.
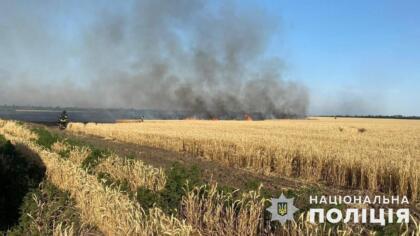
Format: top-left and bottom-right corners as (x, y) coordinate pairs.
(0, 120), (193, 235)
(1, 119), (419, 235)
(68, 118), (420, 202)
(181, 184), (265, 235)
(51, 140), (167, 191)
(96, 154), (167, 192)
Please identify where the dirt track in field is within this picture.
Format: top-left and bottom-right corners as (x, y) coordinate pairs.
(46, 125), (309, 195)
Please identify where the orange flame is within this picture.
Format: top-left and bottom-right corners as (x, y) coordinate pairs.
(244, 114), (253, 121)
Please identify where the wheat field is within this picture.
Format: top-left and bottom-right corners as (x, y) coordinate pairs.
(0, 120), (194, 235)
(0, 119), (369, 235)
(68, 117), (420, 202)
(1, 119), (419, 235)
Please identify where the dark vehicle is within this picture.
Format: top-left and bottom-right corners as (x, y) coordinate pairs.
(58, 110), (69, 130)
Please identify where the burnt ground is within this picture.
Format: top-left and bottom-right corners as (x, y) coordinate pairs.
(36, 124), (419, 218)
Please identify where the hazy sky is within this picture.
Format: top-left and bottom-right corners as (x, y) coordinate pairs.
(0, 0), (419, 115)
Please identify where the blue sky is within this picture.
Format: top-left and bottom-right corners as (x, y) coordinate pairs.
(261, 0), (420, 115)
(0, 0), (419, 115)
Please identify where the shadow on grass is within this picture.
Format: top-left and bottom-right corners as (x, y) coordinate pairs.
(0, 137), (46, 231)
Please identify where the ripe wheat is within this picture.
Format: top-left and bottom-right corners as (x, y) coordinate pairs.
(68, 118), (420, 202)
(2, 119), (419, 235)
(0, 120), (193, 235)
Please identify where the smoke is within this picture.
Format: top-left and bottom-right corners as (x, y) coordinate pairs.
(310, 88), (386, 116)
(0, 0), (309, 119)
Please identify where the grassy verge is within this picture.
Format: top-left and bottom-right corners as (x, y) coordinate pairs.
(1, 121), (195, 234)
(0, 135), (45, 230)
(7, 181), (100, 235)
(0, 133), (98, 235)
(136, 162), (201, 215)
(31, 127), (110, 169)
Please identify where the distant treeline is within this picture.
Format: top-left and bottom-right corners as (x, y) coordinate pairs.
(0, 105), (300, 121)
(320, 115), (420, 120)
(2, 106), (419, 121)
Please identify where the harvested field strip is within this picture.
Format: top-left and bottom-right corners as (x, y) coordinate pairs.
(0, 121), (194, 235)
(67, 119), (420, 201)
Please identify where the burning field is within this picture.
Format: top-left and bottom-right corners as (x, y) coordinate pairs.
(1, 0), (419, 235)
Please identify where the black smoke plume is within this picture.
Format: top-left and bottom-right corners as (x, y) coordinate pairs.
(0, 0), (309, 119)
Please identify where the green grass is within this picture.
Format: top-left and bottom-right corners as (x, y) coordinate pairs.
(30, 127), (110, 167)
(81, 148), (109, 173)
(97, 172), (131, 193)
(65, 137), (92, 148)
(0, 134), (6, 145)
(57, 148), (71, 159)
(31, 127), (60, 150)
(136, 162), (202, 215)
(31, 127), (205, 216)
(28, 127), (214, 216)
